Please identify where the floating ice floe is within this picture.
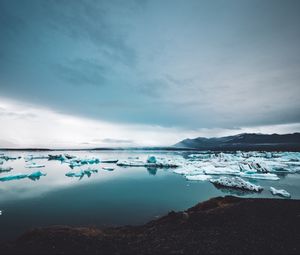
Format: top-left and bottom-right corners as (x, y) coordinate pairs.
(0, 166), (13, 172)
(48, 154), (66, 161)
(240, 172), (280, 180)
(68, 158), (100, 168)
(203, 166), (240, 176)
(65, 168), (98, 179)
(0, 171), (46, 182)
(185, 174), (212, 181)
(0, 155), (21, 161)
(25, 163), (45, 168)
(102, 167), (114, 171)
(210, 177), (263, 192)
(270, 187), (291, 198)
(25, 155), (49, 161)
(117, 159), (178, 168)
(101, 159), (118, 163)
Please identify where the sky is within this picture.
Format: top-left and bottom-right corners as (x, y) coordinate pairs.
(0, 0), (300, 148)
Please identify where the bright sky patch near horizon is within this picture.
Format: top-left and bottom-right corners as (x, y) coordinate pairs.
(0, 0), (300, 148)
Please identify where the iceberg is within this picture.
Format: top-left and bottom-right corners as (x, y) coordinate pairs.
(185, 174), (212, 181)
(270, 187), (291, 198)
(25, 155), (49, 161)
(48, 154), (66, 161)
(117, 160), (178, 168)
(240, 172), (279, 180)
(27, 171), (47, 181)
(25, 163), (45, 168)
(0, 155), (21, 161)
(210, 177), (263, 192)
(0, 173), (28, 182)
(101, 159), (118, 163)
(0, 166), (13, 172)
(65, 168), (98, 179)
(102, 167), (114, 171)
(203, 165), (240, 175)
(147, 156), (157, 164)
(0, 171), (46, 182)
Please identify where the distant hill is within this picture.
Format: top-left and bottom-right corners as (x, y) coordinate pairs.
(174, 133), (300, 151)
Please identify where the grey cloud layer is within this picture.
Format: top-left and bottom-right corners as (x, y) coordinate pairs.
(0, 0), (300, 129)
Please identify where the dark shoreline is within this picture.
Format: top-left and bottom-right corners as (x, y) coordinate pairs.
(3, 196), (300, 255)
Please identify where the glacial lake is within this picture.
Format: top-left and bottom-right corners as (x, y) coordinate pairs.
(0, 150), (300, 241)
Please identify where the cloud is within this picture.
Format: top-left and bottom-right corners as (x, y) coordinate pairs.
(0, 0), (300, 131)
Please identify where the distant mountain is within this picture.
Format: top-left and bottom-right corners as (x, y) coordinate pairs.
(174, 133), (300, 151)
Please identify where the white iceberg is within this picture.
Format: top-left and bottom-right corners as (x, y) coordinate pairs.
(210, 176), (263, 192)
(185, 174), (212, 181)
(270, 187), (291, 198)
(240, 172), (279, 180)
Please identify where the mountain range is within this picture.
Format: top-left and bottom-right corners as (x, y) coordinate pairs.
(174, 133), (300, 151)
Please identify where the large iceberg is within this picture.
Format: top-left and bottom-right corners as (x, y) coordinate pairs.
(210, 177), (263, 192)
(270, 187), (291, 198)
(25, 163), (45, 168)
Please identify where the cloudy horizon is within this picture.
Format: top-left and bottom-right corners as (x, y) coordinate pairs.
(1, 0), (300, 148)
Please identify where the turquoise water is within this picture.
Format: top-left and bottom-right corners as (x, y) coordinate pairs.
(0, 150), (300, 241)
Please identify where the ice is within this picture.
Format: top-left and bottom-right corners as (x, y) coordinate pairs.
(0, 173), (28, 182)
(240, 172), (280, 180)
(147, 156), (157, 164)
(0, 155), (21, 161)
(25, 162), (45, 168)
(210, 176), (263, 192)
(27, 171), (47, 181)
(48, 154), (67, 161)
(68, 157), (100, 168)
(25, 155), (49, 161)
(0, 171), (46, 182)
(203, 165), (240, 175)
(117, 160), (179, 168)
(102, 167), (114, 171)
(185, 174), (212, 181)
(270, 187), (291, 198)
(65, 168), (98, 179)
(0, 166), (13, 172)
(101, 159), (118, 163)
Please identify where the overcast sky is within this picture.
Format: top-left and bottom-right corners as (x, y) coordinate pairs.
(0, 0), (300, 148)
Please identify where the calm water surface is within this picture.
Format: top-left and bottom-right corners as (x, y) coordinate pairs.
(0, 150), (299, 241)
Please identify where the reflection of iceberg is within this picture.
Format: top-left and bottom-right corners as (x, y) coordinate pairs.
(0, 171), (46, 182)
(65, 168), (98, 180)
(270, 187), (291, 198)
(210, 177), (263, 192)
(146, 167), (157, 176)
(0, 166), (13, 172)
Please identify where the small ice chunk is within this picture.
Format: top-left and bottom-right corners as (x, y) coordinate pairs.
(25, 163), (45, 168)
(0, 166), (13, 172)
(102, 167), (114, 171)
(66, 168), (98, 179)
(27, 171), (47, 181)
(48, 154), (66, 161)
(147, 156), (157, 164)
(101, 159), (118, 163)
(270, 187), (291, 198)
(185, 174), (212, 181)
(0, 173), (28, 182)
(210, 176), (263, 192)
